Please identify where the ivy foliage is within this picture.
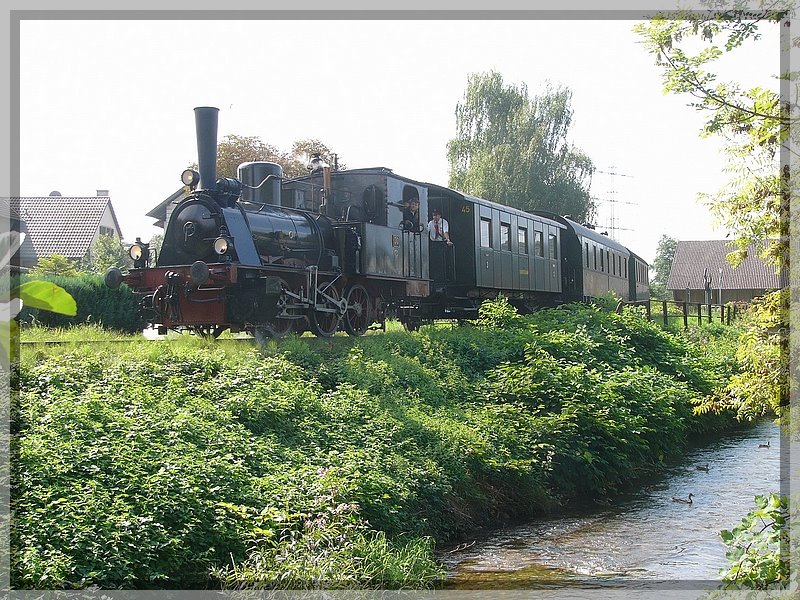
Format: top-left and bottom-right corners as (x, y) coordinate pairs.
(720, 493), (789, 589)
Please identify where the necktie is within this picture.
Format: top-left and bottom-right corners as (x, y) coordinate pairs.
(435, 222), (440, 239)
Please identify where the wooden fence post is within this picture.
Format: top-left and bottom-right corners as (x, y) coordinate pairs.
(663, 300), (668, 327)
(683, 300), (688, 329)
(707, 303), (712, 323)
(697, 303), (702, 326)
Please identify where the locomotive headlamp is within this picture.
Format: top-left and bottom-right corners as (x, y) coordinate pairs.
(181, 169), (200, 187)
(213, 237), (230, 255)
(128, 238), (150, 268)
(129, 243), (144, 261)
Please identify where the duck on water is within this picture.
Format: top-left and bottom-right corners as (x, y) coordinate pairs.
(672, 493), (695, 504)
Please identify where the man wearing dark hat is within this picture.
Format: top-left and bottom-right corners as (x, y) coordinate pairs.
(427, 208), (452, 246)
(402, 197), (421, 231)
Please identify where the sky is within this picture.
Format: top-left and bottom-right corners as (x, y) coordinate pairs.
(17, 18), (780, 264)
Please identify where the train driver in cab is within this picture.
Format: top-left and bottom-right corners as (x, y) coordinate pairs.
(402, 196), (422, 231)
(428, 208), (453, 246)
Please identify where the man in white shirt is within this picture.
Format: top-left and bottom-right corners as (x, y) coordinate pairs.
(428, 209), (453, 246)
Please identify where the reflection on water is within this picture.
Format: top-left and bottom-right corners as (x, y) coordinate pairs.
(444, 420), (781, 588)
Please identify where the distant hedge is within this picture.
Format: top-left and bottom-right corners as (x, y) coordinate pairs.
(15, 274), (143, 333)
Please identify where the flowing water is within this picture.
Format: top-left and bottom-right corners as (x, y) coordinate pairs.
(443, 420), (781, 590)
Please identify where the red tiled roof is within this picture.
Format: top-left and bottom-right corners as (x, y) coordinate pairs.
(666, 240), (786, 291)
(8, 197), (123, 261)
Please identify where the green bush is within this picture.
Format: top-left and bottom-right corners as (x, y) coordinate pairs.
(14, 274), (143, 333)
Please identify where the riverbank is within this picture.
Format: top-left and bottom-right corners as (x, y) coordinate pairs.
(12, 299), (744, 589)
(443, 419), (780, 588)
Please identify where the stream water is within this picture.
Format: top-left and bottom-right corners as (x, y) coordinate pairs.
(443, 420), (781, 590)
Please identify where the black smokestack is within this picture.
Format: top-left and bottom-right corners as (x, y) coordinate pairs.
(194, 106), (219, 190)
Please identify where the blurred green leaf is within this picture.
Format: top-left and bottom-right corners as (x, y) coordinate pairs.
(16, 280), (77, 316)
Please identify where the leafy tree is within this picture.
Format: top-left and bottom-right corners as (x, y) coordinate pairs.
(209, 135), (347, 180)
(633, 5), (792, 269)
(447, 71), (596, 223)
(29, 254), (79, 278)
(649, 235), (678, 300)
(214, 134), (285, 179)
(83, 233), (130, 274)
(148, 233), (164, 263)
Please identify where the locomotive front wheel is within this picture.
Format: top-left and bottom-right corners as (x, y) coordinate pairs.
(255, 278), (295, 340)
(343, 284), (371, 336)
(309, 284), (342, 338)
(194, 325), (225, 339)
(255, 319), (292, 341)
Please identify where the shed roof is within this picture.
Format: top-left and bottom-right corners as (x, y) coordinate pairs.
(667, 240), (785, 291)
(8, 196), (123, 261)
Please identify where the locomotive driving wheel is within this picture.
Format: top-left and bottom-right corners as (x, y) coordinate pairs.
(308, 282), (342, 338)
(343, 284), (371, 336)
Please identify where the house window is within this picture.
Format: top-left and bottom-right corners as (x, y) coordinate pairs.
(99, 226), (115, 237)
(500, 223), (511, 251)
(518, 227), (529, 254)
(480, 218), (492, 248)
(548, 234), (558, 260)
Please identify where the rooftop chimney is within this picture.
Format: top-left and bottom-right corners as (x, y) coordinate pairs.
(97, 190), (109, 197)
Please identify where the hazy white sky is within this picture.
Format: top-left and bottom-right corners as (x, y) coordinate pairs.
(18, 18), (780, 263)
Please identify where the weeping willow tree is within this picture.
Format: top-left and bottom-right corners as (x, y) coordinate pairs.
(446, 71), (596, 223)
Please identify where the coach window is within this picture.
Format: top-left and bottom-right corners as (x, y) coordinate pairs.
(624, 257), (628, 273)
(606, 250), (610, 273)
(480, 218), (492, 248)
(534, 231), (543, 257)
(548, 233), (558, 260)
(500, 222), (511, 251)
(518, 227), (529, 254)
(592, 245), (597, 270)
(585, 241), (589, 264)
(600, 247), (604, 271)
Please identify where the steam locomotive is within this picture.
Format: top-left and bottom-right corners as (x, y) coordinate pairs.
(105, 107), (649, 339)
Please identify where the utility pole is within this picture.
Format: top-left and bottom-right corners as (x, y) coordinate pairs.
(594, 166), (635, 240)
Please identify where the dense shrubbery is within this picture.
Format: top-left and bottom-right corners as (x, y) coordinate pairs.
(12, 299), (742, 589)
(13, 274), (142, 333)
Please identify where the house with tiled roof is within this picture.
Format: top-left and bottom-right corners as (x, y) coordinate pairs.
(667, 240), (786, 304)
(9, 191), (124, 268)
